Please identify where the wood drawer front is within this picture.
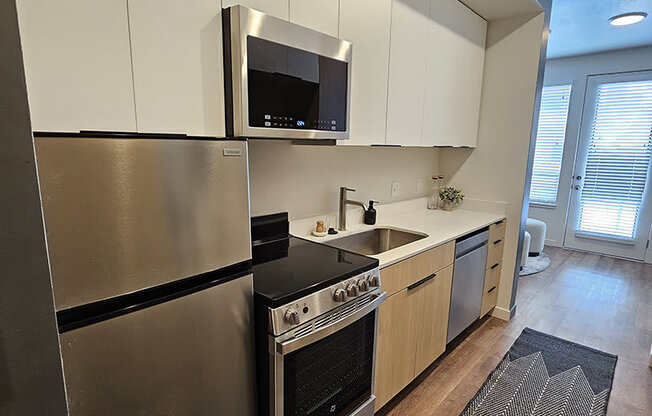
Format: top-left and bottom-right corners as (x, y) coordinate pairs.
(381, 241), (455, 296)
(481, 282), (499, 317)
(489, 220), (506, 243)
(484, 263), (501, 293)
(486, 238), (504, 270)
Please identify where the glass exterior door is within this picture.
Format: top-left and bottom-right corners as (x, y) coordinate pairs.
(564, 71), (652, 260)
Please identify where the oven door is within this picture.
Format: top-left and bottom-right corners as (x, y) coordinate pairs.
(271, 292), (386, 416)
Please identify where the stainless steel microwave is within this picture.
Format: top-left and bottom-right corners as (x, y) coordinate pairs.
(222, 5), (352, 140)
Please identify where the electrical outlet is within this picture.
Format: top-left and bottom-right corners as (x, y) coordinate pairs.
(391, 182), (401, 198)
(417, 177), (423, 193)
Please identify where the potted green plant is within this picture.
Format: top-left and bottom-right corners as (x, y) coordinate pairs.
(439, 186), (464, 211)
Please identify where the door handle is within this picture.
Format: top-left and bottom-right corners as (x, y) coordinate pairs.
(407, 273), (436, 291)
(574, 185), (581, 190)
(575, 175), (582, 180)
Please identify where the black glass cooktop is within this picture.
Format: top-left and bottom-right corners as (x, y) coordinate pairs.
(253, 236), (378, 308)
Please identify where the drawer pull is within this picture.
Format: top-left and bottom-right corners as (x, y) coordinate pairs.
(493, 239), (503, 245)
(487, 286), (497, 293)
(407, 273), (436, 291)
(490, 263), (500, 270)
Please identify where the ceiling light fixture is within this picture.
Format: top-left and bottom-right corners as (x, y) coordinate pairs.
(609, 12), (648, 26)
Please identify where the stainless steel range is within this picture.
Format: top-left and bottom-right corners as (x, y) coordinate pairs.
(252, 213), (386, 416)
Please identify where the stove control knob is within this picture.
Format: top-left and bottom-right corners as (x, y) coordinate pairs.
(284, 308), (300, 325)
(346, 283), (360, 297)
(357, 279), (370, 292)
(333, 288), (348, 302)
(367, 274), (379, 287)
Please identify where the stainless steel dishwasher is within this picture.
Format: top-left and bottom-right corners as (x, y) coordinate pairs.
(447, 229), (489, 344)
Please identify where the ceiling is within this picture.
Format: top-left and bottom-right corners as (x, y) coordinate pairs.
(547, 0), (652, 59)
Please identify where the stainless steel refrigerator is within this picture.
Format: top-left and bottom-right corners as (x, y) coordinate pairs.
(35, 136), (256, 415)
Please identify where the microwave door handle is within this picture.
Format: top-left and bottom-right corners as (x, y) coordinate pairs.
(277, 291), (387, 355)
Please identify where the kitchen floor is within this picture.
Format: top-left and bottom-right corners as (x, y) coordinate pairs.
(376, 246), (652, 416)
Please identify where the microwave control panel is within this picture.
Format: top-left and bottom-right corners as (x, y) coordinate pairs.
(261, 115), (339, 131)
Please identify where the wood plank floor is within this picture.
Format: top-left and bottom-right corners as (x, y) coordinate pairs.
(376, 247), (652, 416)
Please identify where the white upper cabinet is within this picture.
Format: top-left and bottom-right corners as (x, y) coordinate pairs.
(338, 0), (392, 146)
(289, 0), (339, 36)
(16, 0), (487, 143)
(422, 0), (486, 147)
(128, 0), (225, 136)
(16, 0), (137, 132)
(222, 0), (289, 20)
(385, 0), (431, 146)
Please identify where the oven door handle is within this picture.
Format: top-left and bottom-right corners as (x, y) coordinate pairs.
(277, 291), (387, 355)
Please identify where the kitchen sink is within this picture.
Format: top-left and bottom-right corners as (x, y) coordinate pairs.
(326, 227), (428, 255)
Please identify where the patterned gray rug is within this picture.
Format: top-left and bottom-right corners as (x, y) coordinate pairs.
(460, 328), (617, 416)
(519, 253), (551, 276)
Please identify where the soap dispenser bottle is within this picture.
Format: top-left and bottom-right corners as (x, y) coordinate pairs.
(364, 201), (378, 225)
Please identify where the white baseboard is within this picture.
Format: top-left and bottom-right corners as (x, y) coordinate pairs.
(491, 304), (516, 322)
(544, 238), (561, 247)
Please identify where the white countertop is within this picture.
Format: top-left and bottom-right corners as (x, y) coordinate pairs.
(290, 198), (506, 268)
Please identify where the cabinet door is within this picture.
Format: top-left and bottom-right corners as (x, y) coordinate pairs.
(289, 0), (338, 36)
(222, 0), (289, 20)
(414, 264), (453, 376)
(337, 0), (392, 146)
(385, 0), (430, 146)
(128, 0), (225, 136)
(421, 0), (486, 147)
(374, 288), (421, 410)
(16, 0), (136, 132)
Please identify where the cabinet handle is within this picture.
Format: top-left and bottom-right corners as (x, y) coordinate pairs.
(487, 286), (497, 293)
(407, 273), (436, 291)
(493, 239), (503, 245)
(490, 263), (500, 270)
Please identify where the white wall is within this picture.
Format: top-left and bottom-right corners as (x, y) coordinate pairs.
(440, 11), (545, 319)
(528, 46), (652, 262)
(248, 141), (440, 220)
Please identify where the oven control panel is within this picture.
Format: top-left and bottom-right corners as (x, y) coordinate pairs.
(268, 268), (381, 336)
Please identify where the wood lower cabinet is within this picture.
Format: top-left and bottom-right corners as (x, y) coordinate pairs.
(374, 288), (421, 409)
(375, 249), (454, 410)
(414, 264), (454, 375)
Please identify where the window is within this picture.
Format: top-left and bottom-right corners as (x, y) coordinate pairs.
(529, 85), (572, 205)
(577, 79), (652, 240)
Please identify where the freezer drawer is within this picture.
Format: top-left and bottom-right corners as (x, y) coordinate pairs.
(35, 137), (251, 310)
(447, 243), (488, 344)
(59, 274), (256, 416)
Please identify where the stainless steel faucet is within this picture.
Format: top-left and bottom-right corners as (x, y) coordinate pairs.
(339, 187), (367, 231)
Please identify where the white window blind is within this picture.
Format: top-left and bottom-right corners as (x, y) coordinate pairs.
(530, 85), (572, 205)
(578, 79), (652, 240)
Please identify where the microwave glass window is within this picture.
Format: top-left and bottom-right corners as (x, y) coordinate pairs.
(247, 36), (348, 131)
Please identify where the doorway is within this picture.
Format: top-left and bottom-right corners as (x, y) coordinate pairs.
(563, 71), (652, 260)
